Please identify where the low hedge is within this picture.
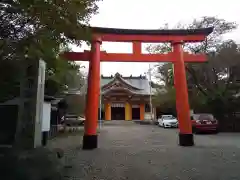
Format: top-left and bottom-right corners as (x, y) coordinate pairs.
(0, 147), (64, 180)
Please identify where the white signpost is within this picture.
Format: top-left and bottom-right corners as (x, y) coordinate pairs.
(42, 102), (51, 132)
(34, 59), (46, 147)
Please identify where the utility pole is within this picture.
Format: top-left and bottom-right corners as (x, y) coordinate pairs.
(145, 64), (154, 122)
(148, 64), (153, 121)
(82, 72), (87, 118)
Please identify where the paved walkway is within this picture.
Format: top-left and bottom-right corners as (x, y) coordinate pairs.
(52, 121), (240, 180)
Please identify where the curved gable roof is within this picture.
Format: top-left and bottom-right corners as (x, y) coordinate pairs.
(101, 73), (154, 95)
(102, 73), (142, 90)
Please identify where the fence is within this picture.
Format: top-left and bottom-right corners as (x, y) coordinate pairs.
(48, 125), (61, 139)
(48, 124), (85, 139)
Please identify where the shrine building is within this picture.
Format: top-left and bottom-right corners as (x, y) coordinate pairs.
(99, 73), (156, 121)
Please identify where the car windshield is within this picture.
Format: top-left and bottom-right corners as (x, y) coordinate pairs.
(194, 114), (214, 121)
(162, 116), (175, 120)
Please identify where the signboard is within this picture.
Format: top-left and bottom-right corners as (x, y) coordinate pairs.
(111, 103), (125, 107)
(16, 59), (46, 149)
(42, 102), (51, 132)
(35, 60), (46, 124)
(132, 104), (140, 108)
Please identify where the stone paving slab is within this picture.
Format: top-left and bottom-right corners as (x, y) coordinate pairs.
(52, 122), (240, 180)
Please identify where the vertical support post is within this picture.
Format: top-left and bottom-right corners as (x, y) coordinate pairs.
(140, 104), (145, 120)
(82, 37), (102, 150)
(125, 102), (132, 120)
(153, 107), (157, 120)
(148, 64), (153, 121)
(173, 42), (194, 146)
(132, 41), (142, 55)
(105, 102), (111, 120)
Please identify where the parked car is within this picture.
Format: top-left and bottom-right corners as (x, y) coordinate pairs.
(65, 114), (85, 126)
(158, 115), (178, 128)
(191, 113), (218, 133)
(78, 115), (85, 125)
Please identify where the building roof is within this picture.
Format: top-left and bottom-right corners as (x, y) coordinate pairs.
(80, 72), (159, 95)
(101, 73), (155, 95)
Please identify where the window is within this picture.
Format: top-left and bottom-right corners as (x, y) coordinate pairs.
(145, 104), (151, 112)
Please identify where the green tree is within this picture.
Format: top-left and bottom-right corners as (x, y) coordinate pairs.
(0, 0), (100, 59)
(0, 0), (98, 99)
(148, 17), (240, 130)
(152, 86), (176, 115)
(44, 45), (85, 96)
(65, 94), (86, 116)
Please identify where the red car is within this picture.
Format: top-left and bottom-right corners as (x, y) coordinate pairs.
(191, 114), (219, 133)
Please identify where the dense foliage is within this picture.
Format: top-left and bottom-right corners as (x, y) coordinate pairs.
(0, 0), (100, 100)
(149, 17), (240, 131)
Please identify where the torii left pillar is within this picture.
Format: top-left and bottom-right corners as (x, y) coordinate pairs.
(82, 37), (101, 150)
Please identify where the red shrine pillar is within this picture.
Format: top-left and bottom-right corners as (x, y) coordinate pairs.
(83, 37), (101, 150)
(173, 42), (194, 146)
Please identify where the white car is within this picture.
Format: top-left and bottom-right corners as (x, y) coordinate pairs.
(158, 115), (178, 128)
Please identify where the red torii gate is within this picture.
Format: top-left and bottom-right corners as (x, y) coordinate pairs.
(64, 26), (213, 150)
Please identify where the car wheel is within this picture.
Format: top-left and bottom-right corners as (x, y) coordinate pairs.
(163, 124), (166, 128)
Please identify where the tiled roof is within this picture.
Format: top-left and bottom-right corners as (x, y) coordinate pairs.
(101, 73), (153, 95)
(80, 73), (162, 95)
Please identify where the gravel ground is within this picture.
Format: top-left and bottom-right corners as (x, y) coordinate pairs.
(49, 121), (240, 180)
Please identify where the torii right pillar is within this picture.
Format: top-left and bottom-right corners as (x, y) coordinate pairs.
(173, 42), (194, 146)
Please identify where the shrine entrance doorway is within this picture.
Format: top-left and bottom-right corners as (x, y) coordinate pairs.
(111, 107), (125, 120)
(111, 103), (125, 120)
(132, 105), (140, 120)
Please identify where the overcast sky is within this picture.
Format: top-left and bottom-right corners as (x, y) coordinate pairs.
(71, 0), (240, 77)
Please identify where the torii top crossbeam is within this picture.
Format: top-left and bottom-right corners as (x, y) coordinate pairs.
(64, 26), (213, 63)
(90, 26), (213, 42)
